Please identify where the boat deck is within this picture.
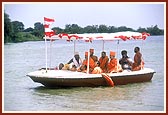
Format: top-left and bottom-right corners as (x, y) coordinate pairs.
(27, 68), (155, 79)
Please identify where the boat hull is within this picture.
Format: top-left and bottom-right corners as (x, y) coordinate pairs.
(27, 68), (155, 87)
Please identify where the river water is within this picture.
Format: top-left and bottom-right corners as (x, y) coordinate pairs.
(3, 36), (165, 112)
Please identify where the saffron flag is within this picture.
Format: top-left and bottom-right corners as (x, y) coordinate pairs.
(44, 17), (55, 37)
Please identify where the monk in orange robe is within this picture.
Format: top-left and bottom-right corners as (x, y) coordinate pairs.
(132, 47), (144, 71)
(108, 51), (122, 73)
(108, 51), (117, 73)
(99, 51), (109, 73)
(82, 52), (95, 73)
(90, 48), (98, 62)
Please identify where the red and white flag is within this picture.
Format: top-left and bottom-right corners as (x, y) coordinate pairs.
(44, 17), (55, 37)
(44, 17), (55, 22)
(44, 17), (54, 27)
(44, 28), (55, 37)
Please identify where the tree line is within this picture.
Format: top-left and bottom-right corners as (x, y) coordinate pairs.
(4, 12), (164, 43)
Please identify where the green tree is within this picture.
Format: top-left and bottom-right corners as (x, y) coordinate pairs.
(117, 26), (132, 32)
(4, 12), (13, 43)
(108, 26), (117, 33)
(64, 24), (71, 34)
(23, 27), (34, 32)
(70, 24), (82, 34)
(13, 32), (41, 42)
(146, 25), (163, 35)
(32, 22), (44, 38)
(137, 27), (147, 33)
(12, 21), (24, 33)
(98, 25), (108, 33)
(52, 27), (63, 34)
(83, 25), (98, 33)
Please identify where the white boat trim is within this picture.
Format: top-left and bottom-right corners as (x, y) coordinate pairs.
(27, 68), (155, 79)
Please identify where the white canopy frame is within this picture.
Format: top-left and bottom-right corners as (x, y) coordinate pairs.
(43, 31), (150, 73)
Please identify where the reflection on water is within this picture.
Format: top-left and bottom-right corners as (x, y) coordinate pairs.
(4, 36), (164, 112)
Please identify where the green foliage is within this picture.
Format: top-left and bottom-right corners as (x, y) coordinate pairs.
(32, 22), (44, 37)
(83, 25), (98, 33)
(146, 25), (164, 35)
(98, 25), (108, 33)
(11, 21), (24, 33)
(13, 32), (42, 42)
(4, 12), (44, 43)
(4, 12), (13, 43)
(64, 24), (83, 34)
(52, 27), (63, 34)
(4, 12), (164, 43)
(23, 27), (34, 32)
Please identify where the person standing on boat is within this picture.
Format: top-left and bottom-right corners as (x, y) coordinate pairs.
(119, 50), (133, 71)
(90, 48), (98, 62)
(67, 52), (82, 69)
(99, 51), (109, 73)
(108, 51), (122, 73)
(132, 47), (144, 71)
(82, 51), (95, 73)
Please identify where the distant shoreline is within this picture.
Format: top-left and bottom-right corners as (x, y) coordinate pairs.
(4, 35), (164, 44)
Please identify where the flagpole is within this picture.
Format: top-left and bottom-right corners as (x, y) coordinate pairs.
(116, 40), (119, 73)
(45, 36), (48, 73)
(86, 42), (91, 74)
(74, 40), (76, 54)
(87, 51), (90, 74)
(49, 40), (52, 70)
(44, 17), (55, 73)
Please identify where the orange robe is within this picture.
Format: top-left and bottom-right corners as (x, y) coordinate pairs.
(82, 57), (95, 72)
(99, 56), (109, 73)
(132, 52), (143, 71)
(91, 55), (98, 62)
(108, 58), (118, 73)
(92, 67), (102, 74)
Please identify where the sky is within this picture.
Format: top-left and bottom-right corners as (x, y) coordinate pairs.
(3, 2), (165, 30)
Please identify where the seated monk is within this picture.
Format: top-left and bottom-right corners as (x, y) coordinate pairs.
(82, 51), (95, 73)
(99, 51), (109, 73)
(90, 48), (98, 62)
(132, 47), (144, 71)
(108, 51), (122, 73)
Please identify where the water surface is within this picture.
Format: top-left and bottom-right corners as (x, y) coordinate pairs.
(3, 36), (165, 112)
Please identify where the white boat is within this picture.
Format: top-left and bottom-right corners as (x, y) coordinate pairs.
(27, 31), (155, 87)
(27, 68), (155, 87)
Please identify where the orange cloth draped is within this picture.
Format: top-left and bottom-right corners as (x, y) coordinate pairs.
(92, 67), (102, 74)
(108, 58), (118, 72)
(132, 52), (143, 71)
(82, 57), (95, 71)
(99, 56), (109, 73)
(91, 55), (98, 62)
